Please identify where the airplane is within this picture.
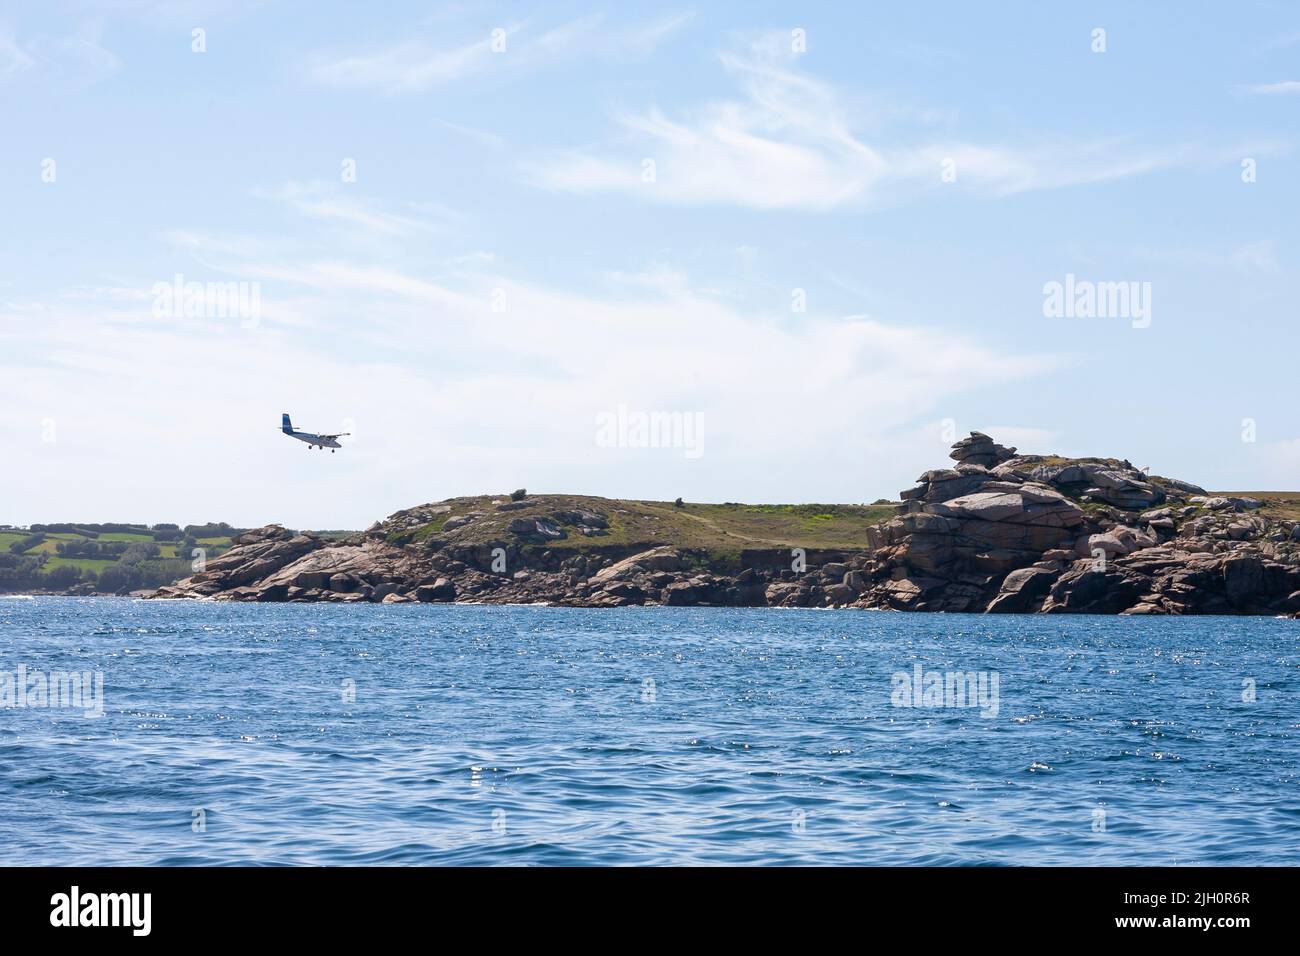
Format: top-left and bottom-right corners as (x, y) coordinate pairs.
(280, 413), (349, 452)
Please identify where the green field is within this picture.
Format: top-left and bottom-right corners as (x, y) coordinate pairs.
(26, 535), (80, 554)
(41, 556), (120, 573)
(1, 524), (241, 589)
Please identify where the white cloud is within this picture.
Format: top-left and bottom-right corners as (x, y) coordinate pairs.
(1263, 32), (1300, 51)
(526, 33), (1230, 211)
(258, 181), (450, 238)
(610, 11), (696, 56)
(306, 33), (492, 93)
(0, 30), (35, 77)
(1239, 81), (1300, 95)
(1133, 240), (1281, 273)
(1229, 240), (1280, 273)
(43, 23), (120, 80)
(0, 23), (119, 83)
(304, 13), (692, 94)
(432, 117), (508, 149)
(898, 140), (1194, 196)
(526, 45), (889, 210)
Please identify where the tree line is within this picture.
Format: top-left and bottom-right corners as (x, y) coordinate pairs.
(21, 521), (237, 541)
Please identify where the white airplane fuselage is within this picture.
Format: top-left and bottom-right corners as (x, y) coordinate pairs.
(288, 430), (341, 449)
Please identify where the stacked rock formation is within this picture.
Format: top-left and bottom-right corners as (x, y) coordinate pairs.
(858, 433), (1300, 615)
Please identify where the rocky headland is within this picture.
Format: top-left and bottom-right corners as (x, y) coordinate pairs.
(148, 433), (1300, 616)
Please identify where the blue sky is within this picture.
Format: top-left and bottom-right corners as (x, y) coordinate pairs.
(2, 1), (1298, 528)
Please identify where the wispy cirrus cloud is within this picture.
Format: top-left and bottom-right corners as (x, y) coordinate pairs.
(1239, 80), (1300, 95)
(256, 181), (455, 238)
(895, 140), (1200, 197)
(524, 31), (1247, 211)
(303, 12), (693, 94)
(305, 31), (493, 94)
(0, 30), (36, 77)
(1132, 240), (1281, 274)
(524, 43), (888, 211)
(0, 22), (119, 83)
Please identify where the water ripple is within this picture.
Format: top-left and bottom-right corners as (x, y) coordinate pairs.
(0, 598), (1295, 865)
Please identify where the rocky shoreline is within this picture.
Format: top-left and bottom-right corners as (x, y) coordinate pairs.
(146, 433), (1300, 616)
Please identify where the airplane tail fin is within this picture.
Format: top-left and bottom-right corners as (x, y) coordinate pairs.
(281, 413), (293, 434)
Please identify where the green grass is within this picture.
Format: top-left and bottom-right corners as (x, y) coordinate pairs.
(41, 556), (118, 573)
(1217, 492), (1300, 522)
(389, 494), (898, 555)
(682, 501), (895, 548)
(8, 532), (234, 555)
(386, 483), (1300, 562)
(24, 537), (71, 554)
(1023, 455), (1131, 469)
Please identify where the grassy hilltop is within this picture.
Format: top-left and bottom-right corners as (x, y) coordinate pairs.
(384, 489), (1300, 549)
(376, 483), (1300, 575)
(1214, 491), (1300, 522)
(383, 493), (899, 559)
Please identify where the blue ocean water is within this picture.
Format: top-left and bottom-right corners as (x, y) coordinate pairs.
(0, 597), (1295, 866)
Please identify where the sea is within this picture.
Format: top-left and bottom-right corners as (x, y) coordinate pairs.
(1, 597), (1295, 865)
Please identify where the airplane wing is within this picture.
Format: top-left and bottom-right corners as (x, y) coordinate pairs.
(318, 432), (350, 440)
